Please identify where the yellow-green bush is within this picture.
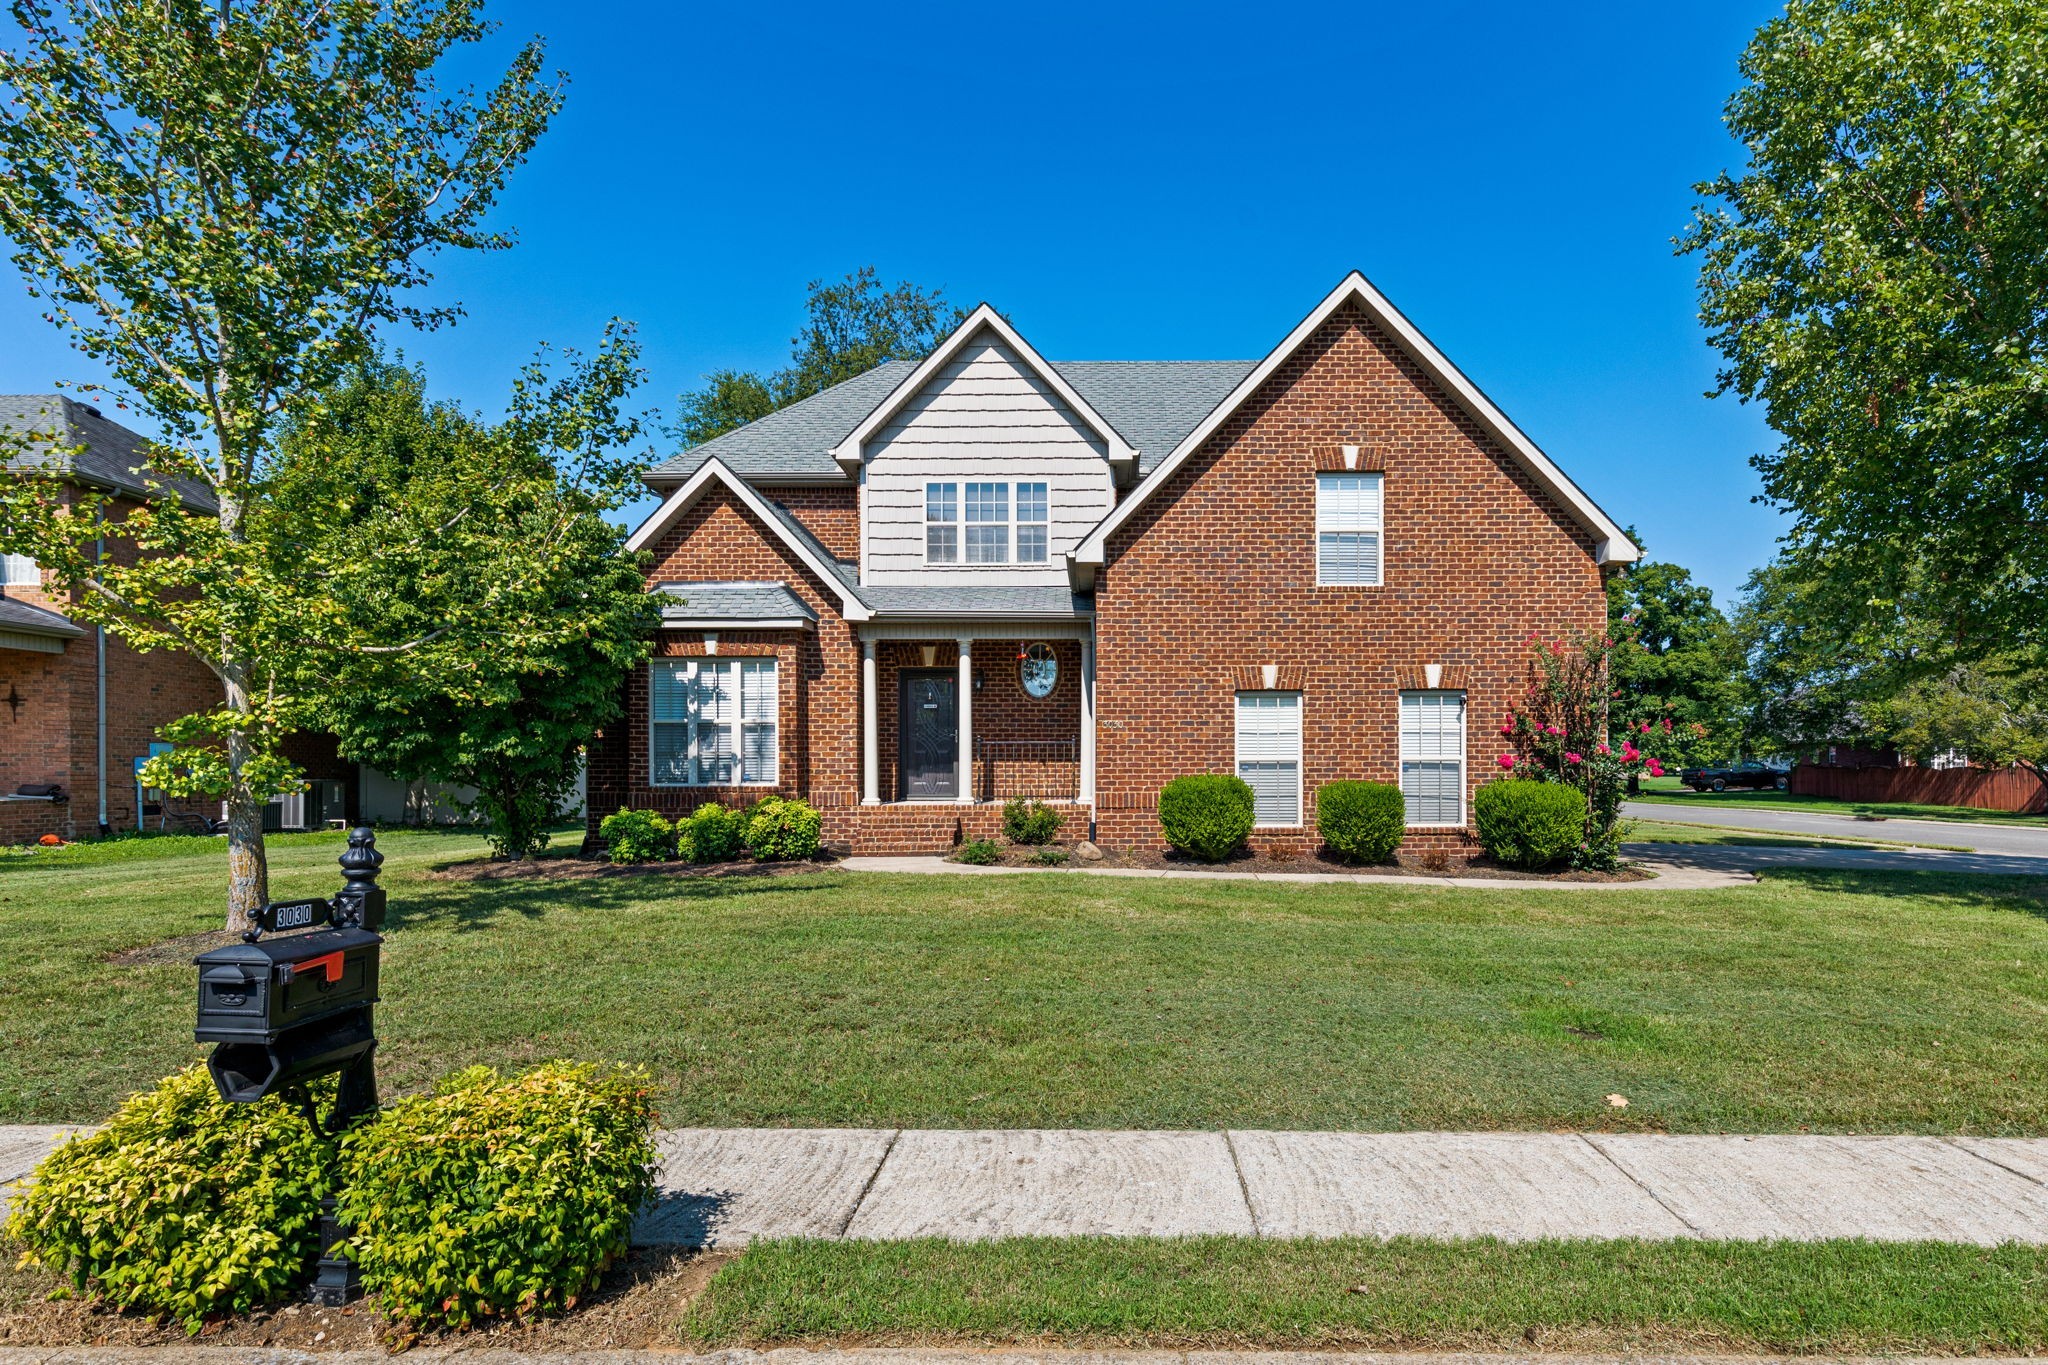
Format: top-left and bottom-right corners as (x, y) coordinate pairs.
(4, 1067), (337, 1332)
(336, 1061), (658, 1331)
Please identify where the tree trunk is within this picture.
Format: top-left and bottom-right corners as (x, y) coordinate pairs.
(217, 482), (269, 933)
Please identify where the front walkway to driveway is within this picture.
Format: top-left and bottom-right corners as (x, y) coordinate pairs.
(10, 1125), (2046, 1248)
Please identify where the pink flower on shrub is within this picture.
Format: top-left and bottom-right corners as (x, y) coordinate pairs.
(1595, 742), (1610, 755)
(1545, 724), (1564, 736)
(1499, 723), (1513, 736)
(1647, 759), (1664, 777)
(1662, 717), (1674, 732)
(1639, 722), (1652, 734)
(1621, 742), (1639, 762)
(1497, 754), (1515, 770)
(1565, 751), (1583, 765)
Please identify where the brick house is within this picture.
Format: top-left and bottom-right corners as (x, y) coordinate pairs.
(0, 396), (222, 843)
(586, 274), (1639, 856)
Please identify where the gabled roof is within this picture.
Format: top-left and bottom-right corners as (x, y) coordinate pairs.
(1071, 273), (1641, 567)
(0, 395), (217, 512)
(625, 458), (872, 620)
(827, 305), (1139, 473)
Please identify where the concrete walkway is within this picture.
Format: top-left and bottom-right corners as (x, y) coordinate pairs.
(8, 1124), (2045, 1247)
(842, 853), (1756, 890)
(1624, 799), (2048, 859)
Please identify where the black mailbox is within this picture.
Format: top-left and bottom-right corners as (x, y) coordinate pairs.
(194, 926), (382, 1043)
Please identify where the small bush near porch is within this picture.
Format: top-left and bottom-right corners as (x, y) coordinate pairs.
(5, 829), (2047, 1134)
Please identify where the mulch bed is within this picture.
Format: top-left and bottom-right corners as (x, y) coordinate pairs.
(432, 853), (842, 883)
(956, 843), (1650, 882)
(0, 1246), (724, 1351)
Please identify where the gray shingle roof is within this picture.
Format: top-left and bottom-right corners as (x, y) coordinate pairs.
(0, 594), (86, 639)
(0, 395), (217, 512)
(654, 581), (816, 625)
(644, 359), (1255, 487)
(855, 585), (1092, 618)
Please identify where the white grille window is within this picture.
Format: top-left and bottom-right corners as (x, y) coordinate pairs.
(1317, 473), (1382, 586)
(0, 554), (37, 586)
(1235, 691), (1302, 826)
(650, 658), (778, 786)
(1015, 482), (1049, 563)
(1399, 690), (1465, 826)
(925, 483), (958, 564)
(965, 482), (1009, 563)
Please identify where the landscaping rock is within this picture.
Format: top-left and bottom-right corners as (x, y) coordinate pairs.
(1075, 840), (1105, 861)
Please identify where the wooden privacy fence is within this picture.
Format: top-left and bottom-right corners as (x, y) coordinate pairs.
(1791, 763), (2048, 814)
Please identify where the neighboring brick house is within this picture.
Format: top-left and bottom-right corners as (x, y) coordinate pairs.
(587, 274), (1639, 856)
(0, 396), (222, 843)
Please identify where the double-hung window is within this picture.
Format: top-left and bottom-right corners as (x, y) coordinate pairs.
(925, 483), (959, 563)
(1015, 482), (1049, 563)
(1399, 690), (1465, 826)
(1235, 691), (1302, 826)
(650, 658), (778, 786)
(964, 482), (1009, 563)
(1316, 472), (1382, 585)
(0, 553), (37, 587)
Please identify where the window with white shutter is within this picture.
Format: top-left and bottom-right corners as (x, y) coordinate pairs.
(1316, 473), (1382, 586)
(1235, 691), (1302, 826)
(1399, 690), (1465, 826)
(650, 658), (778, 786)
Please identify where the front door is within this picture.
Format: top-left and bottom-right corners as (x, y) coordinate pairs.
(899, 671), (958, 800)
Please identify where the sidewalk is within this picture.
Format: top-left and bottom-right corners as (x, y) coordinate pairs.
(841, 852), (1756, 890)
(8, 1125), (2045, 1247)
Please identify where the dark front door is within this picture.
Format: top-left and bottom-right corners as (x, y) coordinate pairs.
(899, 671), (958, 800)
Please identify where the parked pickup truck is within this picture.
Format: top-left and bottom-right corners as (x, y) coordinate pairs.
(1678, 762), (1790, 793)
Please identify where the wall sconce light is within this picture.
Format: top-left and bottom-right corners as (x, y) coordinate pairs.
(974, 671), (985, 692)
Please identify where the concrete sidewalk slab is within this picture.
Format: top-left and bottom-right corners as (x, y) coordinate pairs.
(845, 1129), (1254, 1240)
(1587, 1134), (2048, 1244)
(842, 854), (1753, 891)
(1949, 1135), (2048, 1188)
(638, 1127), (896, 1247)
(0, 1125), (81, 1184)
(1228, 1131), (1690, 1241)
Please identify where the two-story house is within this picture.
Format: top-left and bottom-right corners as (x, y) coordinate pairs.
(587, 273), (1638, 855)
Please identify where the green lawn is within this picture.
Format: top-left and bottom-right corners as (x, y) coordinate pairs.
(1633, 779), (2047, 827)
(685, 1236), (2048, 1354)
(1624, 819), (1879, 850)
(3, 829), (2046, 1132)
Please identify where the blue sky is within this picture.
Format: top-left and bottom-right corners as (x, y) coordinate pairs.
(0, 0), (1788, 604)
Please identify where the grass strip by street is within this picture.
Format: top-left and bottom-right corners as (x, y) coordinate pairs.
(681, 1235), (2048, 1355)
(1629, 783), (2047, 828)
(1625, 819), (1969, 852)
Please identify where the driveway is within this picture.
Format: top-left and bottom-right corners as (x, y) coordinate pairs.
(1624, 799), (2048, 860)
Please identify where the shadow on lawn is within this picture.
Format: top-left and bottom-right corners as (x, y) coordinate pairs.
(385, 867), (851, 934)
(1756, 866), (2048, 920)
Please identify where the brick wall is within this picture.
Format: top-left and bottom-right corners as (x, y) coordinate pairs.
(1093, 299), (1608, 856)
(874, 638), (1082, 802)
(758, 485), (858, 561)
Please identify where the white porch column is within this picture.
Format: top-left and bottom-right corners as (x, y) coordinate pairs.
(956, 636), (975, 804)
(1079, 632), (1096, 805)
(860, 635), (880, 806)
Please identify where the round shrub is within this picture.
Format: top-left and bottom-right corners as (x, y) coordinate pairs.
(1001, 797), (1065, 845)
(5, 1067), (338, 1332)
(1315, 780), (1406, 863)
(337, 1062), (658, 1332)
(1157, 774), (1255, 861)
(680, 802), (744, 863)
(1474, 779), (1588, 870)
(597, 807), (673, 864)
(954, 837), (1001, 865)
(743, 797), (823, 861)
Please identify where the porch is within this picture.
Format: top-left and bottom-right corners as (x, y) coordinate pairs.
(856, 623), (1096, 812)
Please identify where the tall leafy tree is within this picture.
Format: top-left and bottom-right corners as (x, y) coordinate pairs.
(269, 337), (660, 859)
(1606, 538), (1744, 767)
(1684, 0), (2048, 664)
(1863, 657), (2048, 785)
(671, 267), (965, 447)
(0, 0), (559, 928)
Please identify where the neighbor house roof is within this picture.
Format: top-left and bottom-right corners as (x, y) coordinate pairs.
(0, 395), (217, 512)
(654, 581), (817, 630)
(641, 359), (1255, 489)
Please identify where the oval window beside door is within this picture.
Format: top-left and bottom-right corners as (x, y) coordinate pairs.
(1019, 642), (1058, 699)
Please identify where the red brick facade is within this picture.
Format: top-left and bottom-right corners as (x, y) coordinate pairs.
(590, 297), (1614, 857)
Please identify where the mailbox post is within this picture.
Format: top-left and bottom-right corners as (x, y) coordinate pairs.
(193, 826), (387, 1304)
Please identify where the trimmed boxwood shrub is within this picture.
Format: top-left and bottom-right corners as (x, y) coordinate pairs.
(337, 1062), (658, 1332)
(597, 807), (673, 864)
(1001, 797), (1064, 845)
(5, 1066), (338, 1332)
(1474, 778), (1588, 870)
(1316, 780), (1406, 863)
(680, 802), (745, 863)
(743, 797), (823, 861)
(1158, 774), (1256, 861)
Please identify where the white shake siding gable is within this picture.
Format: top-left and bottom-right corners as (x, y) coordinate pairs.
(862, 334), (1115, 585)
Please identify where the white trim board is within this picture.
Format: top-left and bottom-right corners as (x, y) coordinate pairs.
(625, 458), (872, 622)
(1071, 272), (1640, 568)
(828, 304), (1139, 474)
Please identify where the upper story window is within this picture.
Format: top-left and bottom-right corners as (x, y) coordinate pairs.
(1316, 472), (1382, 586)
(925, 481), (1050, 566)
(1, 554), (38, 587)
(649, 657), (778, 787)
